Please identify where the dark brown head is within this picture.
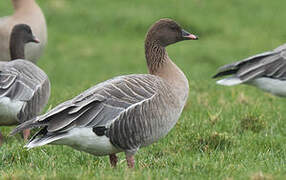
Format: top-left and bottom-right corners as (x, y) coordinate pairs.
(10, 24), (40, 44)
(145, 18), (198, 47)
(10, 24), (40, 60)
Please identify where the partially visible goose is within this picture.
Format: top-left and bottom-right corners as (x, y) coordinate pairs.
(0, 24), (50, 146)
(0, 0), (47, 63)
(11, 19), (198, 168)
(213, 43), (286, 97)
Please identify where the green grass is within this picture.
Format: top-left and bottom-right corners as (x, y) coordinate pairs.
(1, 0), (286, 179)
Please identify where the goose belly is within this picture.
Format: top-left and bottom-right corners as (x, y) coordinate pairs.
(0, 97), (24, 125)
(54, 128), (120, 156)
(248, 78), (286, 97)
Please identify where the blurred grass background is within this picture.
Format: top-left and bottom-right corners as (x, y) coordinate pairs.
(1, 0), (286, 179)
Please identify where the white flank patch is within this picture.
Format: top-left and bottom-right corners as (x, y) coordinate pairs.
(0, 97), (24, 125)
(52, 127), (120, 156)
(216, 77), (242, 86)
(249, 77), (286, 97)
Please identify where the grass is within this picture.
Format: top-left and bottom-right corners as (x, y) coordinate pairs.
(1, 0), (286, 179)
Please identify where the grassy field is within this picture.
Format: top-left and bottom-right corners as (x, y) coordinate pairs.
(1, 0), (286, 179)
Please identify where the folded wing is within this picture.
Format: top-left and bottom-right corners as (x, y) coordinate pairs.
(11, 74), (159, 135)
(213, 44), (286, 84)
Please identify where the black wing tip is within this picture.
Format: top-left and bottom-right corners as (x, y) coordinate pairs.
(212, 69), (238, 79)
(212, 71), (227, 79)
(9, 119), (43, 136)
(212, 73), (220, 79)
(10, 122), (30, 136)
(10, 126), (22, 136)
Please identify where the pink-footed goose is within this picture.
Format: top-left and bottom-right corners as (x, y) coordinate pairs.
(11, 19), (198, 168)
(213, 44), (286, 97)
(0, 0), (47, 63)
(0, 24), (50, 146)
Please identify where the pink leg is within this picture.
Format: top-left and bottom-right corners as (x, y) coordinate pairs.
(22, 129), (30, 141)
(109, 154), (118, 167)
(0, 130), (3, 147)
(125, 153), (135, 168)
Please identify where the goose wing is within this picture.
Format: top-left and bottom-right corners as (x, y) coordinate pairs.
(11, 74), (160, 134)
(213, 43), (286, 82)
(0, 60), (50, 101)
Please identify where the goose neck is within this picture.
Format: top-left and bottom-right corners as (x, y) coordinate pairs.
(10, 36), (25, 60)
(144, 38), (189, 103)
(145, 39), (168, 74)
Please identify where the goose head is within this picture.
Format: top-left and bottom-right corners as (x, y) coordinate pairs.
(11, 24), (40, 44)
(145, 18), (198, 47)
(10, 24), (40, 60)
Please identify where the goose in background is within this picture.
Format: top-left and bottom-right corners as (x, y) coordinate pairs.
(0, 24), (50, 146)
(0, 0), (47, 63)
(11, 19), (198, 168)
(213, 44), (286, 97)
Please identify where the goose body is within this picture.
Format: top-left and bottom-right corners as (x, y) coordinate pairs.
(0, 60), (50, 126)
(0, 0), (47, 63)
(0, 24), (50, 145)
(213, 44), (286, 97)
(25, 74), (184, 154)
(12, 19), (198, 168)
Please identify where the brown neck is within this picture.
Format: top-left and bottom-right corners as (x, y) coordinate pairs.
(12, 0), (37, 12)
(144, 35), (189, 103)
(145, 37), (168, 74)
(10, 35), (25, 60)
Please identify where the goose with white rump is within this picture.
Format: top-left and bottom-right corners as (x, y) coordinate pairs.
(11, 18), (198, 168)
(0, 24), (50, 146)
(213, 43), (286, 97)
(0, 0), (47, 63)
